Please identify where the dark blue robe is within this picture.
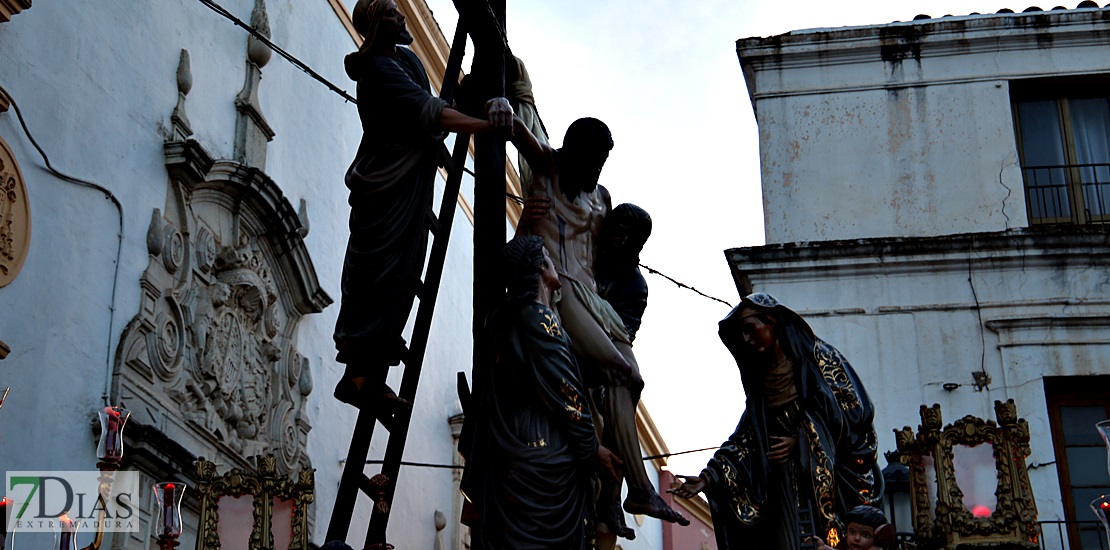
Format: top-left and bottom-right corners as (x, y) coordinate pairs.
(462, 302), (599, 550)
(704, 294), (883, 550)
(333, 47), (448, 366)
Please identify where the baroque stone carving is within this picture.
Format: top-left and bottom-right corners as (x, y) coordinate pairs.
(234, 0), (275, 169)
(171, 50), (193, 141)
(0, 135), (30, 288)
(894, 400), (1038, 549)
(114, 128), (330, 475)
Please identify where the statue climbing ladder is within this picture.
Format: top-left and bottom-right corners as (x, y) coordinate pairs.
(326, 0), (509, 544)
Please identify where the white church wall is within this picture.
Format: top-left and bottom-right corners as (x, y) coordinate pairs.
(0, 0), (482, 547)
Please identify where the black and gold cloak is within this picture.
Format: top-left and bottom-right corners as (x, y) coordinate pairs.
(461, 302), (599, 550)
(703, 293), (883, 550)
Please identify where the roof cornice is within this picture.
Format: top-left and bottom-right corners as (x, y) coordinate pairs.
(738, 8), (1110, 73)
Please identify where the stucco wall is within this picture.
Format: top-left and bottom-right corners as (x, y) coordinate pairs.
(739, 9), (1110, 243)
(0, 1), (478, 547)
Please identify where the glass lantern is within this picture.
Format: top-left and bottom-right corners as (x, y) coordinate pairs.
(1, 496), (8, 550)
(952, 443), (998, 518)
(1091, 495), (1110, 549)
(153, 482), (186, 539)
(55, 513), (77, 550)
(96, 406), (130, 466)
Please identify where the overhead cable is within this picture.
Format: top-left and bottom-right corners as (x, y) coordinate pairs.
(363, 445), (721, 469)
(196, 1), (733, 310)
(0, 83), (124, 406)
(196, 0), (358, 104)
(639, 263), (733, 308)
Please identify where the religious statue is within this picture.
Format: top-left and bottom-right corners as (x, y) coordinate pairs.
(593, 202), (655, 538)
(332, 0), (512, 419)
(596, 203), (652, 345)
(670, 293), (883, 549)
(460, 235), (620, 549)
(510, 110), (688, 528)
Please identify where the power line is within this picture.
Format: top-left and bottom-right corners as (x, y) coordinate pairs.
(196, 1), (733, 310)
(642, 446), (720, 461)
(365, 460), (462, 470)
(362, 446), (721, 469)
(196, 0), (357, 104)
(639, 263), (733, 308)
(0, 83), (124, 407)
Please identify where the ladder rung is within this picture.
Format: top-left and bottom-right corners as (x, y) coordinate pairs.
(413, 277), (430, 300)
(356, 473), (375, 496)
(425, 209), (441, 236)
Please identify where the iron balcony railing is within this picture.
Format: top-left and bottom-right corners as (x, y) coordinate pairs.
(1021, 162), (1110, 224)
(1036, 519), (1108, 550)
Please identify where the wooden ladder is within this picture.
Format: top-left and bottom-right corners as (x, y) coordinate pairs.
(325, 15), (473, 548)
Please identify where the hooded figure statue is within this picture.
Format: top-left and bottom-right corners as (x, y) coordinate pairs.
(673, 293), (883, 550)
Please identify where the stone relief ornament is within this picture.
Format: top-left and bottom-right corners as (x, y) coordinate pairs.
(113, 126), (330, 474)
(0, 136), (30, 288)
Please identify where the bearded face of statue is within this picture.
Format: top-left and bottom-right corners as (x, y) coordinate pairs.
(377, 0), (414, 46)
(560, 117), (613, 194)
(561, 147), (609, 193)
(354, 0), (414, 48)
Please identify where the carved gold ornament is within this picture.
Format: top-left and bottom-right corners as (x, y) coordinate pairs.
(894, 400), (1038, 549)
(0, 136), (30, 288)
(194, 455), (315, 550)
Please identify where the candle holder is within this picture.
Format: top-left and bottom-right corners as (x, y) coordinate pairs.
(153, 482), (185, 550)
(1, 496), (8, 550)
(81, 406), (129, 550)
(95, 406), (129, 470)
(893, 401), (1039, 548)
(1091, 496), (1110, 549)
(56, 513), (78, 550)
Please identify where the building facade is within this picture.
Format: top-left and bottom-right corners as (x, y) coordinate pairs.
(0, 0), (494, 547)
(731, 4), (1110, 549)
(0, 1), (691, 548)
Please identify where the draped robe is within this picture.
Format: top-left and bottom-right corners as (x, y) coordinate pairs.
(703, 294), (883, 550)
(333, 46), (448, 366)
(461, 302), (599, 550)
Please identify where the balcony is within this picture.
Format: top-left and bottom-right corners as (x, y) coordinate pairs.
(1036, 520), (1108, 550)
(1023, 163), (1110, 225)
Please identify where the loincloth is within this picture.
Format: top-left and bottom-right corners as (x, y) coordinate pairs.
(566, 278), (632, 346)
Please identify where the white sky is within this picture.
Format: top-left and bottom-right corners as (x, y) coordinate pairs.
(422, 0), (1036, 476)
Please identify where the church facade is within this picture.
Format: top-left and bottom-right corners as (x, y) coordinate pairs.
(0, 1), (694, 548)
(0, 0), (494, 547)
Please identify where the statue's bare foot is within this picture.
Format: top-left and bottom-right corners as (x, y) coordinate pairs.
(598, 499), (636, 540)
(623, 490), (690, 526)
